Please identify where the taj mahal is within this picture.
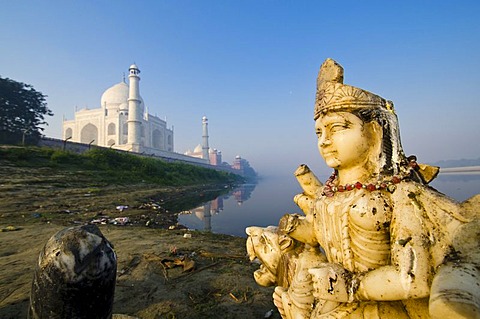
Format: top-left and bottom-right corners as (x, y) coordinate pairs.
(61, 64), (257, 178)
(62, 64), (174, 154)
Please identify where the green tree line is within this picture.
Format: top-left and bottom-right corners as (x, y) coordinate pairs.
(0, 76), (53, 144)
(0, 146), (244, 186)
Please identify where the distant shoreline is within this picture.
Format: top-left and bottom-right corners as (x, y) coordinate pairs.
(440, 166), (480, 175)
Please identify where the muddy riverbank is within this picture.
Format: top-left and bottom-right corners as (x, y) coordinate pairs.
(0, 160), (279, 318)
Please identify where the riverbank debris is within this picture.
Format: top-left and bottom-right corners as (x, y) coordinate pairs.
(1, 225), (21, 232)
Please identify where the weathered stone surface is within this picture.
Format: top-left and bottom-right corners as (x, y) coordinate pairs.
(29, 225), (117, 319)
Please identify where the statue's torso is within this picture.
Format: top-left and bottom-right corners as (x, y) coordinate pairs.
(313, 190), (393, 273)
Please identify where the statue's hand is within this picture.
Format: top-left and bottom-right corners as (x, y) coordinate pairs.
(308, 263), (350, 303)
(278, 213), (317, 245)
(273, 286), (287, 318)
(293, 193), (315, 216)
(278, 213), (302, 234)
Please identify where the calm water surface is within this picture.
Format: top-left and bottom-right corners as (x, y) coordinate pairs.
(178, 173), (480, 237)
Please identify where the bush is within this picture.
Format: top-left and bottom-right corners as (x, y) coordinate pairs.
(0, 147), (31, 161)
(50, 150), (76, 164)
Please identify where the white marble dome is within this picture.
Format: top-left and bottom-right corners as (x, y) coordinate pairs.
(101, 81), (144, 110)
(101, 82), (128, 107)
(194, 144), (203, 153)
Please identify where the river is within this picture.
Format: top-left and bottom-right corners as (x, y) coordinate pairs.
(178, 172), (480, 237)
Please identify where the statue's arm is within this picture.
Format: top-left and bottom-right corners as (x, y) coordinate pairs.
(278, 165), (322, 245)
(293, 164), (322, 216)
(278, 213), (318, 246)
(355, 207), (432, 301)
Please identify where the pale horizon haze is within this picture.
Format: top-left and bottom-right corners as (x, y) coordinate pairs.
(1, 1), (479, 177)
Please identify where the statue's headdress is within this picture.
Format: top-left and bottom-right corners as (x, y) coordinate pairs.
(314, 58), (394, 120)
(313, 58), (439, 182)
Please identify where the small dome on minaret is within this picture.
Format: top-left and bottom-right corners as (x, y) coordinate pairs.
(129, 64), (140, 75)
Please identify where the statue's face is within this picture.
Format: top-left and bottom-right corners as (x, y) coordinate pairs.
(315, 111), (374, 170)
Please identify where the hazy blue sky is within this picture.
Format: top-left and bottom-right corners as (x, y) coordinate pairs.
(1, 1), (479, 177)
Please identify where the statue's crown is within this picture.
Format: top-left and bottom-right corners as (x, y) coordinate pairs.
(314, 58), (393, 120)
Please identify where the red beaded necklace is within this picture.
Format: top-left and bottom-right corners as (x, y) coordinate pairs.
(321, 161), (417, 197)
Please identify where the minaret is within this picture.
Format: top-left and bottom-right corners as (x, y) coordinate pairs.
(127, 64), (141, 151)
(202, 116), (210, 164)
(203, 202), (212, 232)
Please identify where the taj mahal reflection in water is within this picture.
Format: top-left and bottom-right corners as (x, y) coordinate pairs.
(178, 183), (257, 232)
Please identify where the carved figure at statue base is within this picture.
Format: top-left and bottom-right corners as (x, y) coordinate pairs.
(246, 59), (479, 319)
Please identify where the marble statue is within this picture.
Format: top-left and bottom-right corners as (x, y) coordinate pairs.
(246, 59), (479, 319)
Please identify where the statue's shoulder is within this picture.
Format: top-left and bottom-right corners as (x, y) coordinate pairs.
(391, 182), (475, 248)
(390, 181), (460, 214)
